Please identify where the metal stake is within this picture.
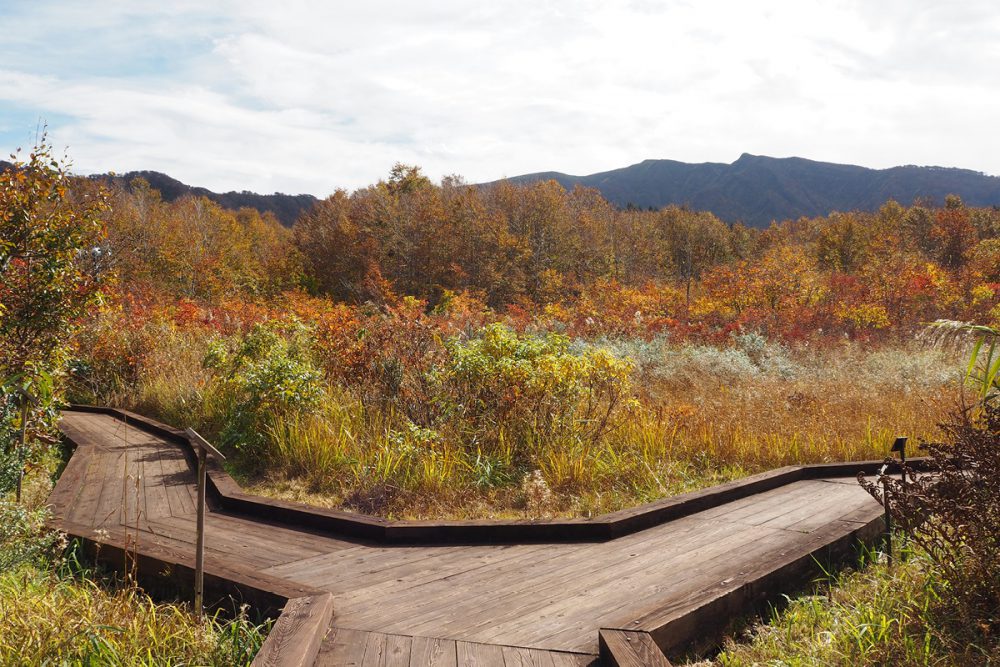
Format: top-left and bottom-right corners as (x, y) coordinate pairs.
(882, 473), (892, 564)
(891, 436), (907, 487)
(194, 446), (206, 616)
(185, 428), (226, 619)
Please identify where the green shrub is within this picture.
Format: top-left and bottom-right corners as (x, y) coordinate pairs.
(0, 499), (64, 570)
(430, 324), (634, 464)
(204, 320), (325, 455)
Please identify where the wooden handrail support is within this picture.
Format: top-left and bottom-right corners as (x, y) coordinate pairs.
(251, 593), (334, 667)
(599, 629), (672, 666)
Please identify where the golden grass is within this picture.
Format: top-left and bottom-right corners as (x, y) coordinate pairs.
(78, 315), (961, 520)
(1, 467), (265, 666)
(0, 565), (262, 666)
(242, 342), (959, 520)
(704, 547), (999, 666)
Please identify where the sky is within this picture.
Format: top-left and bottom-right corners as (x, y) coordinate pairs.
(1, 1), (999, 197)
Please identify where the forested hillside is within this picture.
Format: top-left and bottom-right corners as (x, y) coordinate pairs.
(291, 164), (1000, 338)
(497, 154), (1000, 227)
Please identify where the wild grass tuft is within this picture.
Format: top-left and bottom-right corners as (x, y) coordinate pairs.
(1, 470), (267, 666)
(710, 545), (999, 666)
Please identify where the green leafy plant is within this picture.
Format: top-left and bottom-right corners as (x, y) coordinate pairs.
(431, 324), (635, 465)
(204, 320), (326, 455)
(926, 319), (1000, 404)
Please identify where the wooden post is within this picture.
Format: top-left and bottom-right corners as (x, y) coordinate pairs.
(891, 436), (907, 487)
(184, 428), (226, 619)
(890, 436), (908, 559)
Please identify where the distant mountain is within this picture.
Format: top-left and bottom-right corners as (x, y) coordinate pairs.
(492, 154), (1000, 227)
(102, 171), (317, 227)
(0, 161), (316, 227)
(7, 154), (1000, 229)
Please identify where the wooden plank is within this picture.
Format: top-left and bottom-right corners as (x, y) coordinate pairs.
(251, 593), (334, 667)
(64, 428), (113, 525)
(599, 630), (671, 667)
(456, 641), (505, 666)
(502, 646), (569, 667)
(638, 516), (884, 654)
(46, 433), (91, 520)
(409, 636), (457, 667)
(384, 634), (411, 667)
(55, 516), (322, 601)
(547, 653), (597, 667)
(466, 521), (775, 651)
(146, 436), (185, 519)
(369, 513), (715, 633)
(421, 517), (741, 635)
(315, 627), (369, 666)
(145, 514), (328, 569)
(361, 631), (386, 666)
(782, 486), (879, 533)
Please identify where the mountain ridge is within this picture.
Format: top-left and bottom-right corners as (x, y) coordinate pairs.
(492, 154), (1000, 227)
(0, 161), (317, 227)
(4, 154), (1000, 228)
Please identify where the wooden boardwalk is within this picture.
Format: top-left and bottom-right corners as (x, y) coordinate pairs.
(51, 408), (888, 666)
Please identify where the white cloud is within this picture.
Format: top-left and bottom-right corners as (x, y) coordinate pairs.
(1, 0), (998, 194)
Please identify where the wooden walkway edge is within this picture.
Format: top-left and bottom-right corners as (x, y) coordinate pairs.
(51, 406), (902, 666)
(64, 404), (921, 545)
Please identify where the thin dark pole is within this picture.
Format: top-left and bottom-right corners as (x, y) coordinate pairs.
(194, 447), (207, 617)
(882, 473), (892, 564)
(15, 397), (28, 503)
(185, 427), (224, 619)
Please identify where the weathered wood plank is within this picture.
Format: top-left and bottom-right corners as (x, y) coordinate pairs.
(456, 641), (505, 666)
(599, 630), (671, 667)
(251, 593), (334, 667)
(361, 631), (386, 666)
(315, 627), (369, 666)
(384, 634), (411, 667)
(409, 636), (458, 667)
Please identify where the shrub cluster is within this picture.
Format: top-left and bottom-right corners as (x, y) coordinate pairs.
(862, 402), (1000, 649)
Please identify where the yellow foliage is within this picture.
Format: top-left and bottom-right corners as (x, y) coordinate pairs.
(835, 303), (891, 330)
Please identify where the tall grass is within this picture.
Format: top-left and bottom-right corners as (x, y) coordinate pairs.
(0, 564), (265, 666)
(708, 545), (999, 666)
(1, 469), (267, 666)
(71, 313), (959, 519)
(245, 340), (956, 519)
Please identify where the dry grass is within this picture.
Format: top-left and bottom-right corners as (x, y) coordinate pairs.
(241, 340), (958, 519)
(0, 566), (263, 666)
(73, 313), (960, 520)
(1, 467), (266, 666)
(704, 546), (999, 666)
